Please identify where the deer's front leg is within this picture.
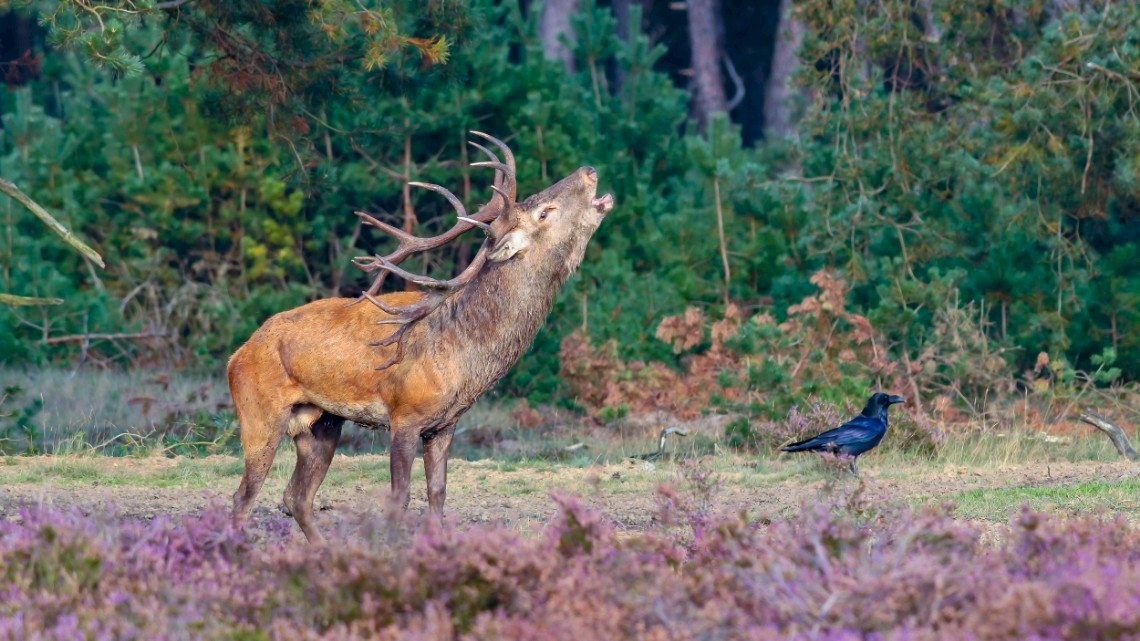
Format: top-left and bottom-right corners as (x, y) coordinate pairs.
(423, 424), (457, 514)
(389, 428), (420, 510)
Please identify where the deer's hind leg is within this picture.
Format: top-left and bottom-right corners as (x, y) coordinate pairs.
(283, 408), (344, 545)
(229, 354), (297, 523)
(232, 405), (289, 523)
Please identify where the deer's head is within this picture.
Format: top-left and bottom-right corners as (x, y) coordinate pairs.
(487, 167), (613, 276)
(351, 132), (613, 369)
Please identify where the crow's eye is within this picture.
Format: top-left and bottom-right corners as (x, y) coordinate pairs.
(539, 205), (557, 221)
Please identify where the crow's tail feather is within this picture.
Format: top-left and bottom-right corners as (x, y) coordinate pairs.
(781, 437), (823, 453)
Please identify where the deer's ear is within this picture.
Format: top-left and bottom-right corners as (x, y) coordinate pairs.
(487, 228), (532, 262)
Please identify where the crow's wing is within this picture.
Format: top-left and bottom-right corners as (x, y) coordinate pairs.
(782, 415), (886, 452)
(811, 415), (885, 446)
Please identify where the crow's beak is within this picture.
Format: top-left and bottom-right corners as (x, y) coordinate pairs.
(888, 395), (906, 405)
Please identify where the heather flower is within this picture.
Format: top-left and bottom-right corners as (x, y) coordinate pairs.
(2, 487), (1140, 639)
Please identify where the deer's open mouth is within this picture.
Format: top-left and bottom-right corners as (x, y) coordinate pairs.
(592, 193), (614, 214)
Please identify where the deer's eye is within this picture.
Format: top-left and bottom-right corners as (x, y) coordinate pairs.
(539, 205), (557, 221)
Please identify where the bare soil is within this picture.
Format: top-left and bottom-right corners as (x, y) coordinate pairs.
(1, 456), (1135, 540)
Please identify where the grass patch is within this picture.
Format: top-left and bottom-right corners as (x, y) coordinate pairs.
(950, 476), (1140, 521)
(2, 368), (1136, 526)
(0, 455), (240, 489)
(0, 450), (1135, 534)
(504, 477), (538, 495)
(323, 457), (392, 486)
(937, 429), (1122, 466)
(48, 461), (106, 482)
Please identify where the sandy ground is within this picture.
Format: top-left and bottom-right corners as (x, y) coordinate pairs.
(1, 455), (1136, 540)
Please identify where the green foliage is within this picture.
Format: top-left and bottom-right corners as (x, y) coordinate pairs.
(0, 385), (43, 454)
(17, 0), (456, 114)
(595, 403), (629, 424)
(3, 0), (1140, 417)
(782, 0), (1140, 384)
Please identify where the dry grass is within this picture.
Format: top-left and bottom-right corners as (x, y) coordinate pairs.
(3, 367), (1140, 529)
(0, 367), (231, 450)
(4, 367), (1136, 462)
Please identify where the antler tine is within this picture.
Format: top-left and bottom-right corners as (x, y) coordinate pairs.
(353, 186), (479, 268)
(470, 131), (515, 176)
(488, 185), (512, 203)
(456, 216), (494, 235)
(355, 212), (425, 264)
(353, 255), (468, 290)
(467, 140), (500, 164)
(360, 291), (411, 317)
(467, 140), (503, 188)
(468, 140), (517, 215)
(470, 131), (516, 203)
(370, 334), (407, 371)
(470, 161), (516, 212)
(353, 212), (407, 296)
(356, 211), (420, 247)
(470, 161), (512, 174)
(352, 147), (513, 298)
(408, 181), (467, 222)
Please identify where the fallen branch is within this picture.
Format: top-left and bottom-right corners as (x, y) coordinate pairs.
(1077, 410), (1139, 461)
(0, 178), (105, 267)
(658, 426), (690, 454)
(633, 426), (691, 461)
(43, 331), (167, 345)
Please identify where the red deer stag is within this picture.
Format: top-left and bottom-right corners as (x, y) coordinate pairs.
(228, 132), (613, 543)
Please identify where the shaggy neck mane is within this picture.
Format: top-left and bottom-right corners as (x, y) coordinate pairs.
(410, 239), (584, 399)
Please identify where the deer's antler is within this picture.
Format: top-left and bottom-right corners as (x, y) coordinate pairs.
(351, 132), (517, 370)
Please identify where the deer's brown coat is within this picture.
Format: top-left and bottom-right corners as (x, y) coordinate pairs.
(228, 165), (611, 543)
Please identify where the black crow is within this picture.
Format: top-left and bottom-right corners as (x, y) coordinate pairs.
(780, 393), (906, 475)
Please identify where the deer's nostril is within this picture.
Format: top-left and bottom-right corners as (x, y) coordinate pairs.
(583, 166), (598, 183)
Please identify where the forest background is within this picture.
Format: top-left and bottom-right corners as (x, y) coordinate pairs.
(2, 0), (1138, 442)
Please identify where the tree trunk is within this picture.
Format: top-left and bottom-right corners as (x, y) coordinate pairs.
(613, 0), (634, 43)
(611, 0), (636, 93)
(540, 0), (580, 73)
(0, 11), (41, 86)
(917, 0), (941, 44)
(686, 0), (727, 131)
(763, 0), (805, 140)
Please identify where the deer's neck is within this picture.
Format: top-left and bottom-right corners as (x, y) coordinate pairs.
(416, 254), (572, 400)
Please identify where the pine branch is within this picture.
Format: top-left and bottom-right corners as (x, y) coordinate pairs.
(0, 294), (64, 307)
(42, 331), (167, 344)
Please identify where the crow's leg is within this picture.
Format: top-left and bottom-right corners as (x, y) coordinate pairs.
(850, 458), (859, 476)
